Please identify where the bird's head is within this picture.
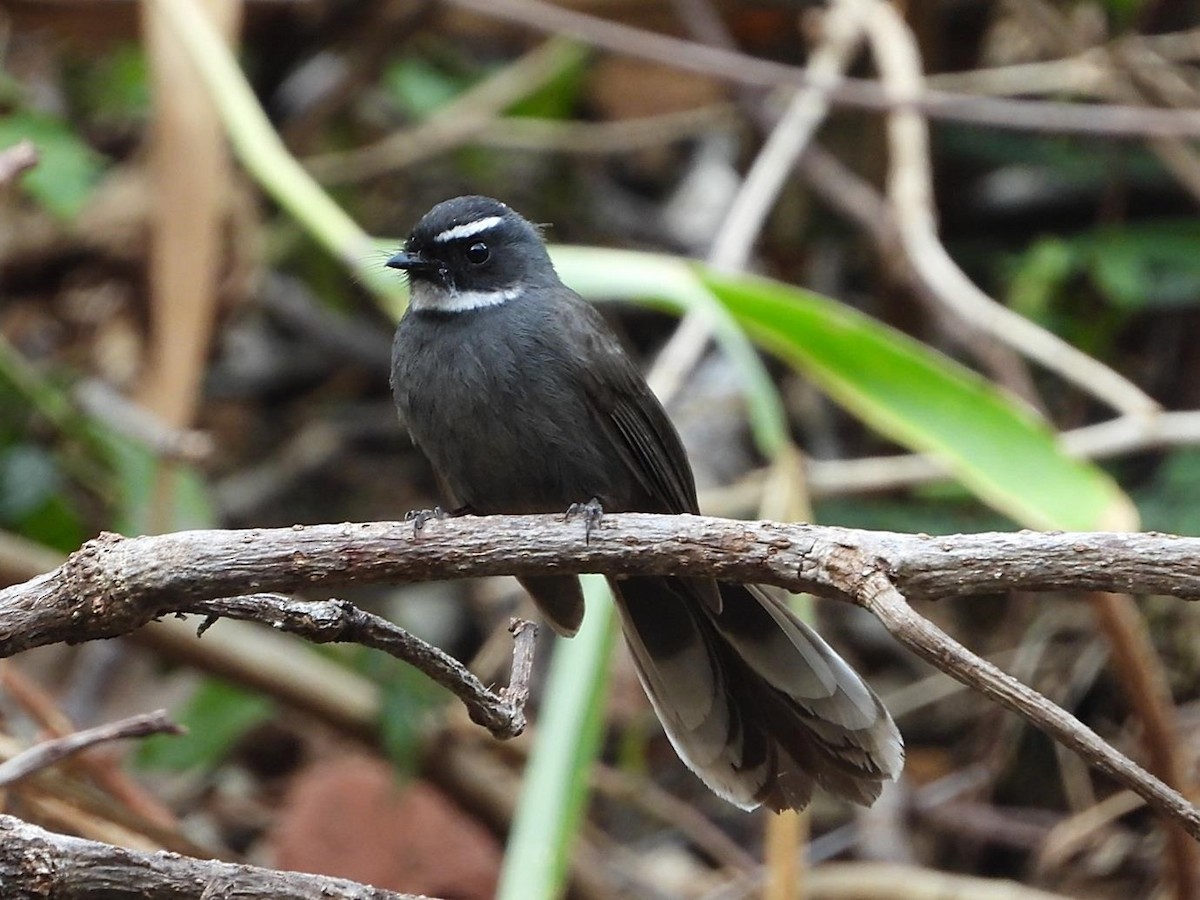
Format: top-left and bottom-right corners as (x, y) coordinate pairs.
(387, 195), (556, 313)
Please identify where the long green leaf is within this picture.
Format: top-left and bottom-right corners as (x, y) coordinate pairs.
(699, 266), (1133, 531)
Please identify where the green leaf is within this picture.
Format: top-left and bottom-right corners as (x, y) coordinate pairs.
(0, 111), (105, 218)
(698, 267), (1133, 532)
(0, 444), (86, 551)
(1006, 237), (1077, 320)
(138, 679), (275, 771)
(506, 45), (588, 120)
(1083, 221), (1200, 310)
(383, 56), (475, 120)
(370, 655), (447, 774)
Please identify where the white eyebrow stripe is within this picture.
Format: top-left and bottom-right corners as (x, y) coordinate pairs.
(432, 216), (503, 244)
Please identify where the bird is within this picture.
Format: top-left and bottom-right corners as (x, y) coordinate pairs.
(387, 195), (903, 811)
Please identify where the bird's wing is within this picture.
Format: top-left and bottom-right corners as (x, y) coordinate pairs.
(566, 298), (699, 516)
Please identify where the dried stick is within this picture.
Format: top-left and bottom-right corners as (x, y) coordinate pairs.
(806, 409), (1200, 496)
(74, 380), (213, 464)
(0, 711), (182, 788)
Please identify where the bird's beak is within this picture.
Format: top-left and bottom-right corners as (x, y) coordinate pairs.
(386, 250), (440, 274)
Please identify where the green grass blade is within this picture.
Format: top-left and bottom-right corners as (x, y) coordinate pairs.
(497, 576), (616, 900)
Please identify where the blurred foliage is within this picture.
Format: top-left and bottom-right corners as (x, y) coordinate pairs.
(506, 52), (588, 120)
(384, 56), (474, 121)
(65, 43), (150, 127)
(138, 678), (276, 772)
(936, 127), (1166, 185)
(1135, 449), (1200, 536)
(365, 650), (448, 775)
(0, 444), (86, 550)
(1010, 220), (1200, 316)
(0, 110), (105, 218)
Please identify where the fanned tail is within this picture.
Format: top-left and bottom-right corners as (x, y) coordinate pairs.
(610, 577), (903, 811)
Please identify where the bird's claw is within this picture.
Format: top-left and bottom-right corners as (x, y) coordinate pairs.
(564, 498), (604, 545)
(404, 506), (447, 534)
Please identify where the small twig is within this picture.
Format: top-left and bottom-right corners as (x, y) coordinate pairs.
(707, 2), (866, 274)
(183, 594), (534, 739)
(859, 577), (1200, 844)
(310, 106), (735, 181)
(805, 408), (1200, 497)
(1036, 790), (1146, 875)
(0, 710), (183, 788)
(923, 28), (1200, 99)
(0, 140), (38, 186)
(304, 37), (582, 184)
(590, 762), (759, 873)
(499, 618), (538, 713)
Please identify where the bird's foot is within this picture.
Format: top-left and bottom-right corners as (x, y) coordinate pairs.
(404, 506), (448, 535)
(564, 498), (604, 545)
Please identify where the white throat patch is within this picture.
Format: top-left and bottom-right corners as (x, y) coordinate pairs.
(409, 281), (523, 313)
(432, 216), (502, 244)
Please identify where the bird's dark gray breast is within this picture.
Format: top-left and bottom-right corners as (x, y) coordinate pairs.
(391, 298), (642, 514)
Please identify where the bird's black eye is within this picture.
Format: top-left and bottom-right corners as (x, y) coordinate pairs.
(465, 242), (490, 265)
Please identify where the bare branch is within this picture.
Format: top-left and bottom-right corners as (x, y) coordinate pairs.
(0, 813), (424, 900)
(5, 516), (1200, 655)
(0, 711), (183, 788)
(184, 593), (535, 739)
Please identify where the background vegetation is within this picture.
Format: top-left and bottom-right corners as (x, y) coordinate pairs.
(3, 0), (1200, 897)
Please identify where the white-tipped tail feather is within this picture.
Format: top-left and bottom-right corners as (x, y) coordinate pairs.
(612, 577), (902, 811)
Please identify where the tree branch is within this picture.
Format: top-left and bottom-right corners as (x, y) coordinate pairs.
(0, 813), (423, 900)
(4, 515), (1198, 658)
(4, 513), (1200, 840)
